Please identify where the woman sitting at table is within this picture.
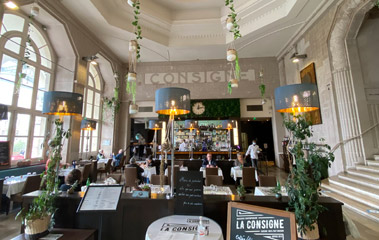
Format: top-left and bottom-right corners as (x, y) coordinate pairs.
(126, 157), (145, 184)
(59, 169), (82, 192)
(97, 149), (105, 160)
(235, 153), (251, 167)
(202, 153), (217, 168)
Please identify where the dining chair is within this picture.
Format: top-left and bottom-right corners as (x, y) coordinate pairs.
(150, 174), (167, 185)
(108, 174), (122, 184)
(167, 166), (179, 186)
(113, 156), (126, 173)
(0, 179), (3, 214)
(258, 176), (277, 187)
(124, 167), (138, 192)
(81, 163), (91, 185)
(205, 167), (218, 176)
(241, 167), (256, 188)
(89, 160), (98, 183)
(98, 158), (112, 180)
(11, 175), (42, 204)
(205, 175), (223, 186)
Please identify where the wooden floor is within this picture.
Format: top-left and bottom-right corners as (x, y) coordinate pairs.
(1, 166), (378, 240)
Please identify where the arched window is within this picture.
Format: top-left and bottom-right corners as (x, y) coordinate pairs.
(0, 12), (54, 163)
(80, 64), (102, 155)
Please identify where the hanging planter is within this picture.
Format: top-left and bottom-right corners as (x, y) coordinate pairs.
(126, 72), (137, 104)
(129, 104), (138, 114)
(227, 49), (237, 61)
(229, 79), (239, 88)
(226, 17), (234, 31)
(129, 40), (138, 52)
(127, 72), (137, 81)
(127, 0), (136, 7)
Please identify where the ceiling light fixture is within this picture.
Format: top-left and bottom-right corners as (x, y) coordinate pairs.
(82, 55), (98, 65)
(4, 1), (19, 9)
(290, 53), (307, 63)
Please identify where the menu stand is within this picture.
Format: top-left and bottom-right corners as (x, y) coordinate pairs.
(77, 185), (123, 240)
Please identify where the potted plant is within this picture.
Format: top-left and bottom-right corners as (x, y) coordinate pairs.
(271, 180), (282, 200)
(16, 119), (71, 239)
(129, 40), (138, 52)
(227, 49), (237, 61)
(283, 114), (334, 239)
(236, 185), (246, 200)
(229, 79), (238, 88)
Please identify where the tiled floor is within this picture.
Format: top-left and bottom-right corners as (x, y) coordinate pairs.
(1, 166), (378, 240)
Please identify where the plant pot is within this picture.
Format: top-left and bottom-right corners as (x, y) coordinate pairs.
(24, 215), (51, 240)
(142, 188), (151, 198)
(31, 6), (39, 17)
(229, 79), (239, 88)
(226, 17), (234, 31)
(238, 195), (245, 200)
(129, 104), (138, 114)
(127, 72), (137, 82)
(129, 40), (138, 52)
(227, 49), (237, 61)
(297, 222), (320, 240)
(127, 0), (136, 7)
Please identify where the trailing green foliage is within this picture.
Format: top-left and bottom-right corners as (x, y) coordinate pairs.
(225, 0), (242, 40)
(283, 114), (334, 236)
(126, 77), (137, 104)
(258, 69), (266, 99)
(132, 0), (142, 60)
(236, 184), (246, 197)
(103, 86), (121, 119)
(16, 119), (71, 227)
(235, 52), (240, 80)
(227, 81), (232, 95)
(376, 0), (379, 8)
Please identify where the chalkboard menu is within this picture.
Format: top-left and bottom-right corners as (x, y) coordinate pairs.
(0, 141), (10, 167)
(227, 202), (297, 240)
(175, 171), (203, 216)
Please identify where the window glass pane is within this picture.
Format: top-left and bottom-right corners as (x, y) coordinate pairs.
(79, 135), (83, 152)
(34, 116), (46, 136)
(92, 127), (98, 137)
(30, 25), (47, 48)
(31, 137), (44, 158)
(87, 89), (93, 104)
(40, 46), (52, 68)
(0, 112), (11, 135)
(0, 78), (14, 105)
(12, 137), (27, 161)
(1, 14), (25, 35)
(91, 137), (97, 152)
(0, 54), (18, 82)
(24, 45), (37, 62)
(89, 64), (97, 78)
(17, 85), (33, 109)
(4, 37), (21, 54)
(36, 90), (44, 111)
(15, 114), (30, 136)
(0, 137), (7, 141)
(86, 103), (92, 118)
(94, 93), (101, 106)
(38, 71), (50, 91)
(83, 136), (89, 152)
(93, 106), (100, 120)
(21, 64), (35, 87)
(94, 75), (101, 90)
(88, 77), (94, 87)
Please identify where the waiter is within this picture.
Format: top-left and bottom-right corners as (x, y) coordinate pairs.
(246, 140), (260, 171)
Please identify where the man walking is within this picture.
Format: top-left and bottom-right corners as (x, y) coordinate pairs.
(246, 140), (260, 171)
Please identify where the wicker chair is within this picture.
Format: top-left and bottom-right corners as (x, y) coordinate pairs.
(108, 174), (122, 184)
(124, 167), (138, 192)
(205, 167), (218, 176)
(11, 175), (41, 204)
(258, 176), (277, 187)
(97, 159), (112, 180)
(150, 174), (168, 185)
(241, 167), (256, 188)
(205, 175), (223, 186)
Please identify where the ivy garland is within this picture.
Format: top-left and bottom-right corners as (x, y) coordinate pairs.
(225, 0), (241, 40)
(103, 79), (121, 119)
(258, 68), (266, 99)
(132, 0), (142, 60)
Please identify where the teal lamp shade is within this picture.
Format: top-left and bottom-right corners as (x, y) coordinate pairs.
(222, 120), (236, 129)
(275, 83), (320, 113)
(81, 119), (96, 130)
(42, 91), (83, 115)
(155, 87), (190, 115)
(0, 104), (8, 120)
(148, 120), (162, 130)
(184, 120), (198, 129)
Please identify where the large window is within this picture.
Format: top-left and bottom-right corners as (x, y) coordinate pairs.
(79, 64), (102, 155)
(0, 13), (54, 163)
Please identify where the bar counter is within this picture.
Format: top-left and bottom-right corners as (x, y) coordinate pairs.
(22, 191), (345, 240)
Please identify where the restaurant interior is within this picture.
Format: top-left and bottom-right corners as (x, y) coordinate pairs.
(0, 0), (379, 239)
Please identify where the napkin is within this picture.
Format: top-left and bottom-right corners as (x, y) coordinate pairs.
(153, 232), (195, 240)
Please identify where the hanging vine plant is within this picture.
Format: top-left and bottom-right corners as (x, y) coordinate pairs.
(225, 0), (242, 40)
(126, 72), (137, 103)
(103, 76), (121, 119)
(258, 67), (266, 103)
(131, 0), (142, 60)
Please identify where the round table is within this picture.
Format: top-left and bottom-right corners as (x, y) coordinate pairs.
(145, 215), (223, 240)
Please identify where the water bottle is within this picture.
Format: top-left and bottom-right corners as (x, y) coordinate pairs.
(197, 216), (206, 237)
(86, 178), (90, 187)
(146, 177), (150, 184)
(72, 160), (76, 169)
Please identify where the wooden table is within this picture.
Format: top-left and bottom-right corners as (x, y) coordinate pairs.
(11, 228), (97, 240)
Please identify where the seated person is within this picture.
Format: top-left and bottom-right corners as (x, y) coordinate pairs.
(112, 149), (124, 167)
(97, 149), (105, 160)
(145, 155), (153, 167)
(59, 169), (82, 192)
(235, 153), (251, 167)
(126, 157), (145, 184)
(202, 153), (217, 168)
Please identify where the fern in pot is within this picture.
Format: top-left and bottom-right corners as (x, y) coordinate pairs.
(16, 119), (71, 239)
(283, 114), (334, 239)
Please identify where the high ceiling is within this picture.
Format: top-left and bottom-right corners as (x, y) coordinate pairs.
(60, 0), (337, 63)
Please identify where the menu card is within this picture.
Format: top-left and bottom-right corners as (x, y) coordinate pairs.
(77, 185), (123, 212)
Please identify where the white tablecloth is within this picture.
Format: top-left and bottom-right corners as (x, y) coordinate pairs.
(145, 215), (223, 240)
(147, 185), (171, 194)
(142, 166), (157, 179)
(230, 166), (258, 182)
(97, 158), (110, 169)
(3, 175), (36, 198)
(164, 166), (188, 176)
(200, 167), (223, 179)
(203, 186), (232, 195)
(58, 166), (83, 177)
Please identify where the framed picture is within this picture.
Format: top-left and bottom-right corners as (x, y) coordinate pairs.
(300, 62), (322, 125)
